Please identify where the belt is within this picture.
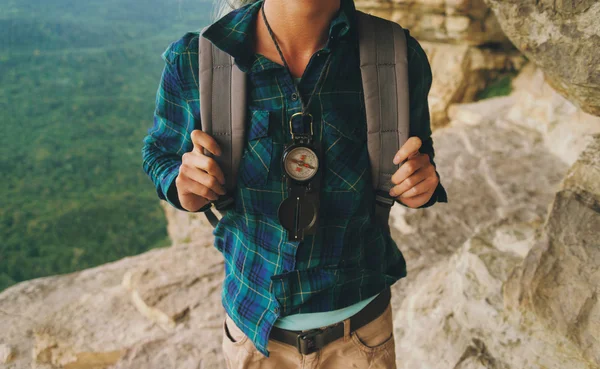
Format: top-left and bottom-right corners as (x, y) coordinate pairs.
(269, 287), (391, 355)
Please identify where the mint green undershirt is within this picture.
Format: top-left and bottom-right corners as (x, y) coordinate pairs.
(273, 293), (379, 330)
(273, 77), (379, 331)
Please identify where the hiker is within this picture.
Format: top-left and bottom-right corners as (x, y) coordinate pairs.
(141, 0), (447, 367)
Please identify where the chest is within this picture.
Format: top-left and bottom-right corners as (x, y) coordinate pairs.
(237, 42), (370, 196)
(247, 39), (365, 142)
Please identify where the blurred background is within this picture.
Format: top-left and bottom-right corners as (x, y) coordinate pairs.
(0, 0), (212, 292)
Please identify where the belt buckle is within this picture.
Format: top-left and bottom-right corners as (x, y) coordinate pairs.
(296, 328), (323, 355)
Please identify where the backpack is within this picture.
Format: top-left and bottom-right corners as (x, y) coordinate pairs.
(197, 11), (410, 234)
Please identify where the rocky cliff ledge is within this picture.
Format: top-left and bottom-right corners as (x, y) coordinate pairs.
(1, 64), (599, 369)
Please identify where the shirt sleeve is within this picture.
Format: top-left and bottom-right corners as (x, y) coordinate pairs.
(395, 29), (448, 209)
(141, 41), (212, 213)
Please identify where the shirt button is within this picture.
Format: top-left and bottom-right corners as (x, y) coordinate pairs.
(274, 307), (280, 314)
(291, 93), (298, 101)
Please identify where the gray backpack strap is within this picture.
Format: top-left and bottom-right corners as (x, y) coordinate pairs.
(198, 27), (247, 226)
(356, 11), (410, 229)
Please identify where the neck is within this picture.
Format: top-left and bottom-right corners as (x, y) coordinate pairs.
(255, 0), (341, 76)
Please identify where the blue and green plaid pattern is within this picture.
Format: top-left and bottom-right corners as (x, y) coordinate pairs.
(141, 0), (447, 357)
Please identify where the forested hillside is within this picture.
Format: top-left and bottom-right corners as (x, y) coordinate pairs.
(0, 0), (213, 291)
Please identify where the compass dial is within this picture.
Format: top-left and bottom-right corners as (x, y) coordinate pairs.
(284, 147), (319, 181)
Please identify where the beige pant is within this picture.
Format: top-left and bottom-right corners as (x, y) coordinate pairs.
(222, 303), (397, 369)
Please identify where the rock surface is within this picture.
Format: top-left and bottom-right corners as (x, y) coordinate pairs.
(356, 0), (508, 45)
(484, 0), (600, 117)
(389, 64), (600, 369)
(0, 344), (15, 365)
(2, 65), (599, 369)
(0, 241), (225, 369)
(504, 133), (600, 365)
(422, 42), (524, 129)
(356, 0), (527, 127)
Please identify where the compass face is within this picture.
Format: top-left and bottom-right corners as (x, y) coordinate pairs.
(284, 146), (319, 181)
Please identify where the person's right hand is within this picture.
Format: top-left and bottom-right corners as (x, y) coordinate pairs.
(175, 129), (226, 212)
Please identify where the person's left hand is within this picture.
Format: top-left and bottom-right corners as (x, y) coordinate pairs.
(389, 136), (439, 208)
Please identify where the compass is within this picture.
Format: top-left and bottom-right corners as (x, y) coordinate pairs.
(278, 141), (321, 241)
(277, 113), (322, 241)
(283, 146), (319, 182)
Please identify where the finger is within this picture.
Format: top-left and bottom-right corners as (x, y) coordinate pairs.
(393, 136), (422, 165)
(408, 150), (420, 159)
(191, 129), (222, 157)
(390, 153), (430, 185)
(177, 174), (219, 201)
(397, 174), (437, 199)
(182, 151), (226, 186)
(181, 163), (227, 195)
(395, 190), (433, 208)
(389, 167), (429, 198)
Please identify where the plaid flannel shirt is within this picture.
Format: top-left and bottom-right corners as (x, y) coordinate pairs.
(141, 0), (447, 356)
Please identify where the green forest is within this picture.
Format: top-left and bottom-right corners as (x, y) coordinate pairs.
(0, 0), (213, 291)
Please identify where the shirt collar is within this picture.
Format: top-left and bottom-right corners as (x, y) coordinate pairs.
(201, 0), (355, 73)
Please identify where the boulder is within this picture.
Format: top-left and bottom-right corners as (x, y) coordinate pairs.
(504, 133), (600, 365)
(483, 0), (600, 116)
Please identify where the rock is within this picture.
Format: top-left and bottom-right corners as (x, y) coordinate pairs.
(356, 0), (509, 45)
(506, 63), (600, 165)
(389, 89), (567, 280)
(447, 95), (515, 127)
(504, 133), (600, 365)
(0, 344), (15, 364)
(423, 42), (525, 128)
(161, 201), (215, 247)
(388, 65), (599, 369)
(483, 0), (600, 116)
(0, 242), (225, 369)
(392, 211), (592, 369)
(32, 331), (125, 369)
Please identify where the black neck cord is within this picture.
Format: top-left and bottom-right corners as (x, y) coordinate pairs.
(260, 1), (334, 117)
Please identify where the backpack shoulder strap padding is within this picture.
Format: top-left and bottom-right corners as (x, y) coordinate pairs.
(355, 11), (410, 207)
(198, 27), (247, 225)
(198, 26), (247, 195)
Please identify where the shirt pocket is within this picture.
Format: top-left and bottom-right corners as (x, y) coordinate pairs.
(239, 110), (273, 188)
(321, 109), (369, 193)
